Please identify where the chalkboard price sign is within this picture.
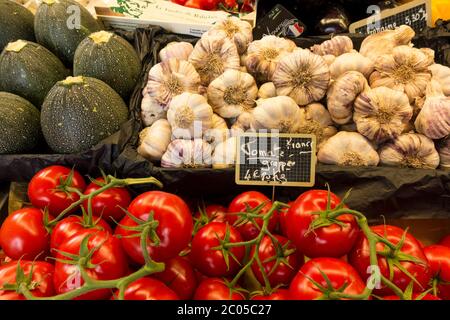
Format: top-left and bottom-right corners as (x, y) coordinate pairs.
(235, 133), (316, 187)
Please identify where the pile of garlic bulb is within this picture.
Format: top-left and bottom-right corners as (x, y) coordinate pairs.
(138, 21), (450, 170)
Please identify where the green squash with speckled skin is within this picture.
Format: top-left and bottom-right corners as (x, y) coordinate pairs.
(0, 92), (41, 154)
(74, 31), (141, 99)
(34, 0), (103, 65)
(0, 40), (69, 108)
(41, 76), (128, 154)
(0, 0), (36, 52)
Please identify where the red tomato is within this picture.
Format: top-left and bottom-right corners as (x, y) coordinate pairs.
(252, 289), (291, 300)
(197, 0), (220, 10)
(184, 0), (202, 9)
(153, 257), (197, 300)
(349, 225), (432, 296)
(0, 261), (55, 300)
(50, 215), (112, 254)
(82, 177), (131, 222)
(423, 245), (450, 300)
(221, 0), (237, 9)
(53, 230), (128, 300)
(440, 235), (450, 248)
(227, 191), (278, 240)
(171, 0), (188, 5)
(286, 190), (359, 258)
(190, 222), (245, 277)
(290, 257), (366, 300)
(278, 201), (293, 237)
(383, 294), (441, 300)
(115, 191), (193, 264)
(0, 208), (52, 260)
(116, 277), (179, 300)
(194, 204), (227, 224)
(194, 278), (245, 300)
(250, 235), (302, 287)
(28, 166), (86, 216)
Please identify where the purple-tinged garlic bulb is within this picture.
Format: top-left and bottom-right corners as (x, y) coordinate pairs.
(207, 17), (253, 55)
(297, 103), (337, 148)
(159, 42), (193, 62)
(137, 119), (172, 161)
(310, 36), (353, 57)
(161, 139), (212, 168)
(429, 64), (450, 96)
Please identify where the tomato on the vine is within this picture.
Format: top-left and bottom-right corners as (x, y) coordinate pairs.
(190, 222), (245, 277)
(251, 289), (291, 300)
(383, 294), (441, 300)
(440, 235), (450, 248)
(0, 261), (55, 300)
(227, 191), (278, 240)
(278, 201), (293, 237)
(423, 245), (450, 300)
(250, 235), (302, 287)
(116, 277), (179, 300)
(82, 177), (131, 222)
(286, 190), (359, 258)
(28, 166), (86, 216)
(171, 0), (188, 5)
(194, 204), (227, 224)
(153, 257), (197, 300)
(194, 278), (245, 300)
(115, 191), (193, 264)
(290, 257), (366, 300)
(0, 208), (52, 260)
(53, 230), (128, 300)
(184, 0), (202, 9)
(349, 225), (431, 296)
(50, 215), (112, 254)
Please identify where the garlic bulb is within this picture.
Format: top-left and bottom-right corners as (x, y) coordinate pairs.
(189, 34), (240, 86)
(310, 36), (353, 56)
(208, 17), (253, 55)
(258, 82), (276, 99)
(141, 94), (167, 127)
(439, 137), (450, 169)
(327, 71), (369, 125)
(245, 35), (297, 82)
(329, 52), (374, 79)
(379, 133), (440, 169)
(230, 111), (255, 134)
(317, 131), (380, 166)
(146, 58), (200, 107)
(204, 113), (229, 148)
(212, 137), (237, 169)
(137, 119), (172, 161)
(273, 49), (330, 105)
(370, 46), (433, 102)
(297, 103), (337, 147)
(167, 92), (213, 139)
(207, 69), (258, 118)
(429, 64), (450, 96)
(159, 42), (194, 62)
(161, 139), (212, 168)
(322, 54), (336, 66)
(360, 25), (415, 61)
(252, 96), (301, 133)
(354, 87), (413, 143)
(414, 81), (450, 140)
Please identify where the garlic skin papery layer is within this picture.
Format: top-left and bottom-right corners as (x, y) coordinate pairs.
(212, 137), (237, 169)
(137, 119), (172, 161)
(310, 36), (353, 57)
(297, 103), (337, 148)
(161, 139), (212, 168)
(159, 42), (194, 62)
(141, 94), (167, 127)
(207, 17), (253, 55)
(252, 96), (302, 133)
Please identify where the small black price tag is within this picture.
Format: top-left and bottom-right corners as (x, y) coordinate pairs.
(235, 133), (316, 187)
(253, 4), (306, 40)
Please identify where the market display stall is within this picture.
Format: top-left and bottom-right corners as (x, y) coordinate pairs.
(0, 0), (449, 302)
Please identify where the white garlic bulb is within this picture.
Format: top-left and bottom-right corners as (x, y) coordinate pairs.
(273, 49), (330, 106)
(297, 103), (337, 148)
(329, 52), (374, 79)
(310, 36), (353, 56)
(370, 46), (433, 102)
(167, 92), (213, 139)
(379, 133), (440, 169)
(354, 87), (413, 143)
(230, 111), (255, 134)
(429, 64), (450, 96)
(322, 54), (336, 67)
(159, 42), (194, 62)
(414, 80), (450, 140)
(141, 94), (167, 127)
(360, 25), (415, 61)
(212, 137), (237, 169)
(317, 131), (380, 166)
(207, 69), (258, 118)
(439, 137), (450, 169)
(204, 113), (229, 148)
(189, 34), (240, 86)
(208, 17), (253, 55)
(146, 58), (200, 107)
(252, 96), (302, 133)
(245, 35), (297, 82)
(258, 82), (276, 99)
(161, 139), (212, 168)
(327, 71), (369, 125)
(137, 119), (172, 161)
